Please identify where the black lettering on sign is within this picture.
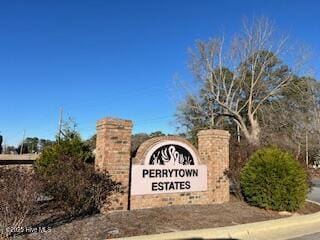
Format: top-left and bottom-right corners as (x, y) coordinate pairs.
(142, 169), (148, 178)
(149, 144), (194, 165)
(152, 182), (158, 191)
(151, 181), (193, 191)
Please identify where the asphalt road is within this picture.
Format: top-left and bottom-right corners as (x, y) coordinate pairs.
(307, 180), (320, 203)
(287, 180), (320, 240)
(288, 233), (320, 240)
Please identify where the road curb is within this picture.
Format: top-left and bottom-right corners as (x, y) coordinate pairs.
(112, 207), (320, 240)
(306, 199), (320, 206)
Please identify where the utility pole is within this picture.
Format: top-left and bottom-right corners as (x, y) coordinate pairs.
(0, 132), (3, 154)
(3, 137), (6, 154)
(58, 107), (63, 143)
(20, 130), (26, 155)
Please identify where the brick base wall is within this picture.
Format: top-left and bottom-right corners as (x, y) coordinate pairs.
(95, 117), (230, 211)
(130, 131), (229, 209)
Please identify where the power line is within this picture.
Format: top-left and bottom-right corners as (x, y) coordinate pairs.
(59, 87), (176, 110)
(4, 86), (179, 144)
(75, 116), (175, 135)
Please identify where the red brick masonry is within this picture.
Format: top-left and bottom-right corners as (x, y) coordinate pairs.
(95, 117), (230, 211)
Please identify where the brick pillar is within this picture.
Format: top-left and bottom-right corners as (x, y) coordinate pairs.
(198, 129), (230, 203)
(95, 117), (133, 211)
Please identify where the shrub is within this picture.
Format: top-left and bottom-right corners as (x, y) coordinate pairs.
(35, 132), (94, 176)
(36, 154), (119, 217)
(227, 137), (258, 199)
(34, 127), (119, 217)
(240, 146), (308, 211)
(0, 167), (39, 238)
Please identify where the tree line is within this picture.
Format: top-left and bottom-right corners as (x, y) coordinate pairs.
(176, 17), (320, 165)
(0, 137), (54, 154)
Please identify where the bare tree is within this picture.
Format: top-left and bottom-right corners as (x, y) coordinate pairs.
(259, 76), (318, 161)
(178, 17), (308, 145)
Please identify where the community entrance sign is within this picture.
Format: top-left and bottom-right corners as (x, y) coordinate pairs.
(131, 140), (207, 195)
(95, 117), (230, 211)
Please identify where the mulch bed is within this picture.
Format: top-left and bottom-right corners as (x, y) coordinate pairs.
(16, 196), (320, 240)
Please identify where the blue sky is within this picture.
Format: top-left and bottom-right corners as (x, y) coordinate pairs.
(1, 0), (319, 146)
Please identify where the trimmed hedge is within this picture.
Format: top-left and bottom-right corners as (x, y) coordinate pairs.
(240, 146), (308, 211)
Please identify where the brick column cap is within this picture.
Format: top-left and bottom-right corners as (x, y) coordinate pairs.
(97, 117), (133, 129)
(197, 129), (230, 138)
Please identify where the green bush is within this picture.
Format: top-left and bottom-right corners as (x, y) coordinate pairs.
(35, 132), (94, 176)
(34, 129), (119, 216)
(240, 146), (308, 211)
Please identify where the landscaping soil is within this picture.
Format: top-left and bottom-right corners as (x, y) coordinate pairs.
(15, 196), (320, 240)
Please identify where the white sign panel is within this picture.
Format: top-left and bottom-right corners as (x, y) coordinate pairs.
(131, 165), (207, 195)
(131, 140), (207, 195)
